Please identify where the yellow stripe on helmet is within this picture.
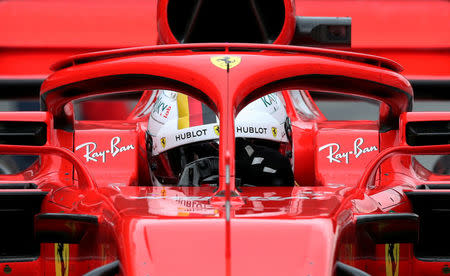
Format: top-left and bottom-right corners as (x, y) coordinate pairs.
(177, 93), (189, 129)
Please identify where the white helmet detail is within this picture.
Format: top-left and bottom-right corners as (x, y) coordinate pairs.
(235, 93), (288, 143)
(147, 90), (288, 156)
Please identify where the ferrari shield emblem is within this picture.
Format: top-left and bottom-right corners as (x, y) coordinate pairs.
(272, 127), (277, 137)
(55, 243), (69, 276)
(214, 125), (220, 136)
(161, 137), (166, 148)
(385, 243), (400, 276)
(210, 56), (241, 70)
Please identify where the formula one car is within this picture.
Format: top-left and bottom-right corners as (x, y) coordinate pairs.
(0, 1), (449, 276)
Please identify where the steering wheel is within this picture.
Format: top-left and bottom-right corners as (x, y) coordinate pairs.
(178, 157), (219, 186)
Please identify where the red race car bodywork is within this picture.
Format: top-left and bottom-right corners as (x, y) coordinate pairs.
(0, 1), (449, 276)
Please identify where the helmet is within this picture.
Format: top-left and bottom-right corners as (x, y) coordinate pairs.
(146, 90), (294, 186)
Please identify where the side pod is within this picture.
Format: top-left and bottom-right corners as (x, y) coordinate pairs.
(406, 188), (450, 259)
(0, 185), (47, 261)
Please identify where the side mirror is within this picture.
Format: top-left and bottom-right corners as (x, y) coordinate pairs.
(400, 112), (450, 146)
(356, 213), (419, 244)
(0, 112), (52, 146)
(35, 213), (98, 244)
(293, 16), (351, 46)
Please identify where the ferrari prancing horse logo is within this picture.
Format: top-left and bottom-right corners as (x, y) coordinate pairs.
(214, 125), (220, 136)
(210, 56), (241, 70)
(161, 137), (166, 148)
(272, 127), (277, 137)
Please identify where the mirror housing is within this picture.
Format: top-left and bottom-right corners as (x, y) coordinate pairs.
(35, 213), (98, 244)
(400, 112), (450, 146)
